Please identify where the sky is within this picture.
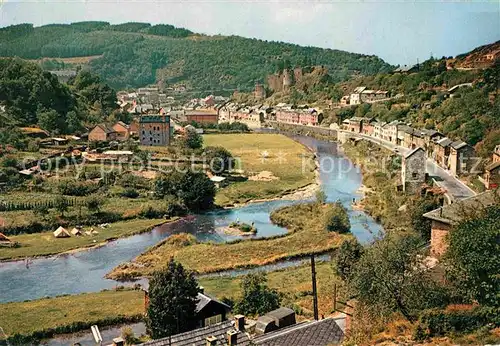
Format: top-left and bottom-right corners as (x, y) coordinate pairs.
(0, 0), (499, 65)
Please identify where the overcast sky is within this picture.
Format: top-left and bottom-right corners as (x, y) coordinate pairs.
(0, 0), (498, 65)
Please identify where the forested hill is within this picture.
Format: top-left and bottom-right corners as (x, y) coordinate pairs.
(0, 22), (394, 91)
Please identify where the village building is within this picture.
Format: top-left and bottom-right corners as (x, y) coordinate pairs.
(349, 87), (389, 105)
(185, 109), (219, 124)
(139, 115), (171, 147)
(484, 162), (500, 190)
(373, 121), (387, 139)
(401, 147), (426, 193)
(88, 124), (118, 142)
(143, 286), (231, 329)
(361, 119), (375, 136)
(493, 145), (500, 163)
(111, 121), (130, 141)
(423, 189), (499, 258)
(448, 140), (475, 176)
(433, 137), (453, 168)
(383, 120), (403, 144)
(342, 117), (364, 133)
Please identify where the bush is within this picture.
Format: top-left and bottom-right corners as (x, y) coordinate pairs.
(120, 188), (139, 198)
(57, 179), (100, 196)
(414, 306), (500, 340)
(325, 201), (350, 233)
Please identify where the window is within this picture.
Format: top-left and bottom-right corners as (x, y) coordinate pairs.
(204, 314), (222, 327)
(412, 172), (418, 178)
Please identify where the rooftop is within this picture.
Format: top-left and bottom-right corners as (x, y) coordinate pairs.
(138, 320), (251, 346)
(423, 189), (499, 225)
(254, 318), (344, 346)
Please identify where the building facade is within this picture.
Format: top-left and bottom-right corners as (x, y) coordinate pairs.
(448, 141), (475, 176)
(88, 124), (117, 142)
(139, 115), (171, 146)
(112, 121), (130, 141)
(401, 147), (426, 193)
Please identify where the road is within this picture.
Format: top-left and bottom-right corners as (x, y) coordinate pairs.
(340, 131), (476, 201)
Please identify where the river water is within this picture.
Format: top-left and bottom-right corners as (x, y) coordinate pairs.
(0, 136), (382, 304)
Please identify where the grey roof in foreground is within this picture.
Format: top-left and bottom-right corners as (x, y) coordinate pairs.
(423, 189), (499, 225)
(254, 318), (344, 346)
(138, 320), (251, 346)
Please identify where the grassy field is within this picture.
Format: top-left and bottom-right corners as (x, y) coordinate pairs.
(0, 262), (345, 338)
(0, 289), (144, 337)
(203, 133), (316, 205)
(108, 202), (349, 280)
(0, 218), (167, 260)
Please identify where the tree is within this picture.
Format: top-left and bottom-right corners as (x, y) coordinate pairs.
(235, 273), (281, 316)
(315, 189), (327, 204)
(38, 109), (65, 134)
(203, 146), (234, 174)
(146, 258), (200, 339)
(334, 238), (364, 281)
(409, 195), (441, 241)
(444, 205), (500, 306)
(180, 129), (203, 150)
(154, 171), (215, 212)
(85, 195), (104, 214)
(325, 201), (350, 233)
(54, 195), (69, 217)
(350, 234), (449, 322)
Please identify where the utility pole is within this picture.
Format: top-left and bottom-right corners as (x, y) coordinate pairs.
(333, 283), (337, 312)
(311, 255), (319, 320)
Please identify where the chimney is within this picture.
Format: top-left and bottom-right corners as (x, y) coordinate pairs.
(227, 329), (238, 345)
(234, 315), (245, 331)
(206, 335), (217, 346)
(112, 337), (124, 346)
(199, 286), (205, 294)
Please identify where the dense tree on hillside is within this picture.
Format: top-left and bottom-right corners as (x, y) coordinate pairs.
(146, 258), (199, 339)
(444, 204), (500, 306)
(0, 23), (393, 89)
(0, 58), (117, 133)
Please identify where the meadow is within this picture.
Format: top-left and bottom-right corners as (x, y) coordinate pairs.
(0, 218), (167, 260)
(0, 262), (345, 339)
(203, 133), (316, 205)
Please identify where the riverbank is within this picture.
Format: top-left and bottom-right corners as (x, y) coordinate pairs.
(0, 218), (173, 261)
(0, 261), (345, 344)
(203, 133), (317, 206)
(0, 289), (144, 344)
(107, 200), (348, 281)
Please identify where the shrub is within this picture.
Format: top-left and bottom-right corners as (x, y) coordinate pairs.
(325, 201), (350, 233)
(120, 188), (140, 198)
(414, 306), (500, 340)
(57, 179), (100, 196)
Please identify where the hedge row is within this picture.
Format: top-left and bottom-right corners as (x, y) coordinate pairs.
(0, 198), (83, 212)
(414, 306), (500, 340)
(2, 314), (144, 345)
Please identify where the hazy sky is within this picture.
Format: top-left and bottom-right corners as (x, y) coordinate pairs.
(0, 0), (498, 65)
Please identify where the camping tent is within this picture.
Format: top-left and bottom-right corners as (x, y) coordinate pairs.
(71, 228), (83, 236)
(0, 232), (11, 243)
(53, 227), (71, 238)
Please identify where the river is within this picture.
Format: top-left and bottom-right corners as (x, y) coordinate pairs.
(0, 136), (383, 304)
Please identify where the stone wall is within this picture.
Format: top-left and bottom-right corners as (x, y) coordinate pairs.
(402, 149), (426, 193)
(430, 220), (452, 257)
